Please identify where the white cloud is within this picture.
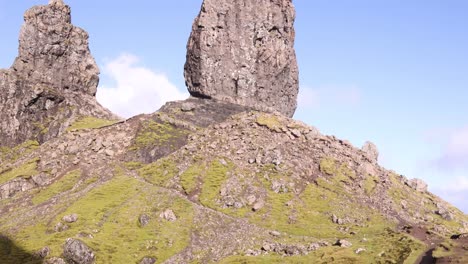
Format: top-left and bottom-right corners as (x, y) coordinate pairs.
(432, 176), (468, 213)
(96, 54), (188, 118)
(298, 85), (362, 109)
(434, 126), (468, 170)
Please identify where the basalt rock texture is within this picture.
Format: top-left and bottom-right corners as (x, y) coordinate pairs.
(184, 0), (299, 117)
(0, 1), (117, 147)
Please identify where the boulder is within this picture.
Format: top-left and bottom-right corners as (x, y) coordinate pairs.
(63, 238), (95, 264)
(362, 141), (379, 164)
(184, 0), (299, 117)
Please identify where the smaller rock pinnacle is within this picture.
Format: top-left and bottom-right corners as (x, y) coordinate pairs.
(49, 0), (65, 6)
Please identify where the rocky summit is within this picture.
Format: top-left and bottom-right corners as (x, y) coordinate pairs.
(184, 0), (299, 117)
(1, 1), (468, 264)
(0, 0), (117, 147)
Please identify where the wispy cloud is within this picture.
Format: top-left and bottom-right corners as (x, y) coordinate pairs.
(431, 176), (468, 213)
(96, 54), (188, 118)
(434, 126), (468, 170)
(298, 85), (362, 109)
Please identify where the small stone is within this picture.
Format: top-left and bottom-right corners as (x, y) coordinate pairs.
(140, 257), (157, 264)
(159, 209), (177, 222)
(252, 200), (265, 212)
(54, 222), (69, 232)
(63, 238), (95, 264)
(308, 243), (320, 251)
(181, 102), (196, 112)
(401, 200), (408, 209)
(35, 246), (50, 258)
(355, 248), (366, 254)
(62, 214), (78, 223)
(269, 231), (281, 237)
(139, 214), (150, 227)
(105, 149), (115, 157)
(44, 257), (66, 264)
(246, 195), (256, 205)
(336, 239), (352, 248)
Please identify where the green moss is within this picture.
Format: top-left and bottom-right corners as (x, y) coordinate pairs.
(0, 158), (39, 185)
(131, 120), (189, 150)
(32, 170), (81, 205)
(364, 175), (378, 196)
(67, 116), (117, 131)
(0, 140), (39, 165)
(180, 164), (203, 195)
(124, 161), (144, 170)
(11, 170), (194, 263)
(138, 158), (178, 187)
(432, 241), (454, 259)
(256, 114), (282, 132)
(199, 160), (231, 208)
(320, 157), (337, 175)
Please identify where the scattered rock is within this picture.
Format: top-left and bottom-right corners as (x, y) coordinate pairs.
(63, 238), (95, 264)
(139, 257), (157, 264)
(252, 200), (265, 212)
(335, 239), (352, 248)
(139, 214), (151, 227)
(362, 141), (379, 164)
(406, 178), (428, 193)
(35, 246), (50, 258)
(355, 248), (366, 254)
(45, 257), (67, 264)
(269, 231), (281, 237)
(184, 0), (299, 117)
(159, 209), (177, 222)
(62, 214), (78, 223)
(54, 222), (69, 232)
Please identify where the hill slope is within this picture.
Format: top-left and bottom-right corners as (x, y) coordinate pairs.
(1, 99), (467, 263)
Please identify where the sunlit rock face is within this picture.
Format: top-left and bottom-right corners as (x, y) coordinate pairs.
(0, 1), (116, 147)
(184, 0), (299, 117)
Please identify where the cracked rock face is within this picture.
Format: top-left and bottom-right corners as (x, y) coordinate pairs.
(184, 0), (299, 117)
(13, 1), (99, 95)
(0, 1), (116, 147)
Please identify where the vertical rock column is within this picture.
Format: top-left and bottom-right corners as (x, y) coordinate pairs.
(184, 0), (299, 117)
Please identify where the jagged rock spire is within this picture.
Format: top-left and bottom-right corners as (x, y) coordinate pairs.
(184, 0), (299, 117)
(0, 1), (116, 147)
(13, 0), (99, 96)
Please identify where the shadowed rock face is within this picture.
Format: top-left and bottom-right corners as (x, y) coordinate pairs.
(0, 1), (116, 147)
(184, 0), (299, 117)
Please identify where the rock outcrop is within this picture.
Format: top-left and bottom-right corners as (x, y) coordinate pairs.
(0, 1), (117, 147)
(184, 0), (299, 117)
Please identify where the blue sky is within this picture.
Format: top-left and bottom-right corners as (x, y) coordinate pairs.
(0, 0), (467, 212)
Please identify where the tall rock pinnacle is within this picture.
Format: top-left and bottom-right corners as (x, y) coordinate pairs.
(0, 1), (116, 147)
(13, 0), (99, 96)
(184, 0), (299, 117)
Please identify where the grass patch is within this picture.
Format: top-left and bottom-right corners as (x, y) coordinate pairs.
(199, 160), (231, 208)
(256, 114), (282, 132)
(67, 116), (117, 131)
(131, 120), (189, 150)
(432, 241), (454, 259)
(363, 175), (378, 196)
(0, 140), (39, 165)
(10, 170), (194, 263)
(0, 158), (39, 185)
(138, 158), (178, 187)
(32, 170), (81, 205)
(180, 164), (203, 195)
